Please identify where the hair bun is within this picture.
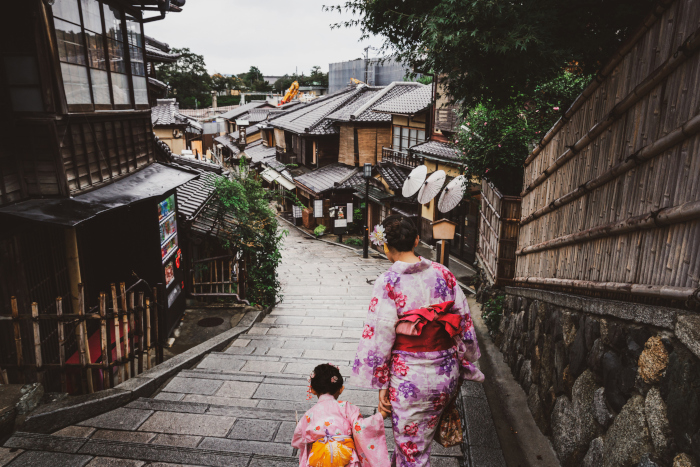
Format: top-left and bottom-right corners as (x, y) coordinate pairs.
(381, 215), (418, 252)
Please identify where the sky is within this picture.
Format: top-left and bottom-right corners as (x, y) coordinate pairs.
(144, 0), (387, 77)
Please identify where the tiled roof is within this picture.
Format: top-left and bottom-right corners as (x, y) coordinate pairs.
(378, 164), (410, 191)
(220, 101), (273, 121)
(270, 87), (361, 135)
(169, 159), (226, 220)
(189, 197), (238, 240)
(326, 83), (423, 122)
(352, 184), (394, 204)
(409, 140), (462, 162)
(243, 143), (276, 164)
(148, 77), (167, 89)
(145, 44), (180, 62)
(214, 135), (240, 155)
(294, 163), (357, 194)
(244, 124), (260, 135)
(151, 99), (188, 127)
(246, 108), (272, 123)
(373, 85), (432, 115)
(336, 171), (364, 189)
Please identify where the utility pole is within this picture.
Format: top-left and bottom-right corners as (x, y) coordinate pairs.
(362, 163), (372, 259)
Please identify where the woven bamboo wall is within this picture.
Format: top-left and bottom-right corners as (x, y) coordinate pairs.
(516, 0), (700, 304)
(478, 180), (521, 285)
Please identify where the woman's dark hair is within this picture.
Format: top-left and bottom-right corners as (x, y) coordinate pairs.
(382, 214), (418, 252)
(310, 363), (344, 395)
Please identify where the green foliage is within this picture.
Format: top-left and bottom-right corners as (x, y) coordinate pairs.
(239, 66), (273, 92)
(217, 95), (241, 106)
(213, 160), (286, 306)
(313, 225), (327, 237)
(455, 72), (590, 195)
(326, 0), (652, 109)
(155, 48), (212, 109)
(343, 237), (364, 247)
(416, 75), (433, 85)
(482, 294), (505, 336)
(274, 66), (329, 93)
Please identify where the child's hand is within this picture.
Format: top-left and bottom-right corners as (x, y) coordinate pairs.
(378, 408), (391, 419)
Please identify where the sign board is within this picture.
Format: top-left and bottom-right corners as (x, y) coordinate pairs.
(334, 219), (347, 235)
(292, 205), (303, 218)
(347, 203), (353, 223)
(314, 199), (324, 218)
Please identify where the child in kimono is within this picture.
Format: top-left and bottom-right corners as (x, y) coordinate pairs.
(292, 364), (391, 467)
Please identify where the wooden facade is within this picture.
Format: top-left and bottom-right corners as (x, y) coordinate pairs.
(516, 0), (700, 306)
(478, 180), (521, 286)
(338, 123), (390, 167)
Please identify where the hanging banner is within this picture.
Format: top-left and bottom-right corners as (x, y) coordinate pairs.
(292, 205), (303, 218)
(314, 199), (324, 218)
(347, 203), (353, 223)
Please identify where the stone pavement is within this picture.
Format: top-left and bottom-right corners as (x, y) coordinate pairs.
(1, 226), (505, 467)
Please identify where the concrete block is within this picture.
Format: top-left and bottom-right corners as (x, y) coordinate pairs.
(137, 411), (235, 437)
(161, 377), (223, 396)
(150, 433), (202, 448)
(228, 419), (280, 441)
(4, 451), (93, 467)
(78, 408), (153, 431)
(197, 437), (294, 457)
(91, 429), (156, 444)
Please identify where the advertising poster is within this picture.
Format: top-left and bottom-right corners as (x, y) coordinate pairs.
(164, 261), (175, 287)
(347, 203), (353, 223)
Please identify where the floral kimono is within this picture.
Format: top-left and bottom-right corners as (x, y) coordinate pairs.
(292, 394), (390, 467)
(353, 258), (484, 467)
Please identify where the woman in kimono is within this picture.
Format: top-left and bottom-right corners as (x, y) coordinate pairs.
(353, 215), (484, 467)
(292, 364), (390, 467)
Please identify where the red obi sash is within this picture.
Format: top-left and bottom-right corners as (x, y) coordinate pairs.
(393, 301), (462, 353)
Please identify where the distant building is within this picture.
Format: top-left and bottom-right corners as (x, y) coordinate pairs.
(264, 76), (284, 86)
(328, 58), (415, 93)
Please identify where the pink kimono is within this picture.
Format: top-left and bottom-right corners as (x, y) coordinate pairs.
(292, 394), (390, 467)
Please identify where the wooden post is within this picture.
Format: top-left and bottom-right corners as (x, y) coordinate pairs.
(152, 287), (161, 364)
(11, 297), (24, 383)
(56, 297), (67, 393)
(99, 292), (110, 389)
(110, 284), (123, 385)
(31, 302), (43, 386)
(120, 283), (130, 380)
(128, 291), (136, 376)
(0, 368), (8, 385)
(145, 296), (151, 370)
(78, 285), (94, 393)
(137, 292), (144, 374)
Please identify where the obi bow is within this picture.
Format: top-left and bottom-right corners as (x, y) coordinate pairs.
(395, 301), (462, 337)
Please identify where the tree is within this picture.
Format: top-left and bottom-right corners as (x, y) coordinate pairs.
(239, 66), (273, 92)
(155, 48), (212, 108)
(211, 73), (240, 95)
(327, 0), (654, 109)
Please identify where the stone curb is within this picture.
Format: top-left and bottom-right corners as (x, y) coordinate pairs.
(16, 309), (264, 435)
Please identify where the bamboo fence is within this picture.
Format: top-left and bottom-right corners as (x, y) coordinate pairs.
(191, 254), (241, 297)
(477, 180), (521, 286)
(516, 0), (700, 306)
(0, 281), (162, 394)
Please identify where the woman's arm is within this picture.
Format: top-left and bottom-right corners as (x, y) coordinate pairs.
(452, 281), (485, 382)
(352, 276), (398, 390)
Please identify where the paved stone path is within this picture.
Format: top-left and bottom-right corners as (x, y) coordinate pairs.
(1, 225), (505, 467)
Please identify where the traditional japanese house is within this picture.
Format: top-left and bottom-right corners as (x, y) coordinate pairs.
(152, 98), (201, 156)
(294, 163), (358, 228)
(220, 101), (275, 137)
(0, 0), (194, 392)
(371, 81), (478, 262)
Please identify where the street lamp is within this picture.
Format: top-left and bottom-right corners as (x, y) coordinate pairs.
(362, 163), (372, 259)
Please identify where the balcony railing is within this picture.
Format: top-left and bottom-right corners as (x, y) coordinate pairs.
(382, 147), (421, 168)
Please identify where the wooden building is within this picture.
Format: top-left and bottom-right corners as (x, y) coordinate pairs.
(0, 0), (195, 392)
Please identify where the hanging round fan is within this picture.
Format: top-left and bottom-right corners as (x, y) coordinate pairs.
(417, 170), (446, 204)
(438, 175), (468, 213)
(401, 165), (428, 198)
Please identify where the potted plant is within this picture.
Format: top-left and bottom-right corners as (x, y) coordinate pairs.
(313, 225), (327, 237)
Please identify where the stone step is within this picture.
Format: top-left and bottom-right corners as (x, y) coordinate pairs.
(3, 431), (298, 467)
(193, 352), (354, 378)
(245, 324), (363, 339)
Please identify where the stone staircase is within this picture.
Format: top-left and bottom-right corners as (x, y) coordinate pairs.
(1, 226), (504, 467)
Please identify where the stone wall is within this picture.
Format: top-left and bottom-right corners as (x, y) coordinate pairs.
(498, 287), (700, 467)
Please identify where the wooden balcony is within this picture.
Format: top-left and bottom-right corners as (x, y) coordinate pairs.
(381, 147), (421, 168)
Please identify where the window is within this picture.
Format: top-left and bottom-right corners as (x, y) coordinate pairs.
(392, 125), (426, 152)
(51, 0), (147, 109)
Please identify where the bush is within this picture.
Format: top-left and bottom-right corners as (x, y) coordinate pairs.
(313, 225), (326, 237)
(482, 294), (505, 336)
(343, 237), (363, 247)
(217, 95), (241, 106)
